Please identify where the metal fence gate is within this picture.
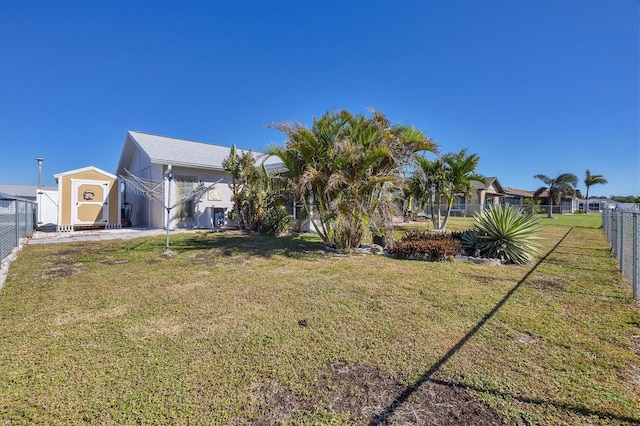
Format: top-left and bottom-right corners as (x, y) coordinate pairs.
(0, 194), (36, 263)
(602, 209), (639, 300)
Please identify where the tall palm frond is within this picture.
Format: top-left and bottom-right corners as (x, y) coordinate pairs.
(583, 169), (607, 212)
(269, 109), (437, 249)
(533, 173), (578, 218)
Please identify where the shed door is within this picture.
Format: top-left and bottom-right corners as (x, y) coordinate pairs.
(72, 180), (109, 225)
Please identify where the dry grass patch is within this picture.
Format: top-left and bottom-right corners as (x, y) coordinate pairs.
(0, 227), (638, 424)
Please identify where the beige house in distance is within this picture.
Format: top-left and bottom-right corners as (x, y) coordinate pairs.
(446, 177), (506, 216)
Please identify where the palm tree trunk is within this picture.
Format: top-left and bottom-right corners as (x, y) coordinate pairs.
(441, 196), (454, 232)
(585, 186), (590, 214)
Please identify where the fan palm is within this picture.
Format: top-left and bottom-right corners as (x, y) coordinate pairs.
(533, 173), (578, 218)
(583, 169), (607, 213)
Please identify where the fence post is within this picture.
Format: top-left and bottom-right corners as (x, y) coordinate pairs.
(620, 213), (625, 273)
(634, 213), (639, 300)
(612, 213), (618, 256)
(14, 201), (19, 250)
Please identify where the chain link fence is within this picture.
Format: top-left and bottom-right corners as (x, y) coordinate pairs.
(1, 194), (37, 264)
(602, 208), (639, 300)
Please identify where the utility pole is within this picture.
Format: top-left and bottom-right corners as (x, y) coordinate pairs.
(36, 157), (44, 226)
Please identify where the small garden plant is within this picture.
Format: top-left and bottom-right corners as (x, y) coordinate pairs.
(459, 204), (542, 264)
(388, 231), (461, 261)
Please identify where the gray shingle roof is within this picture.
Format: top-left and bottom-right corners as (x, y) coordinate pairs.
(0, 184), (57, 200)
(120, 131), (282, 172)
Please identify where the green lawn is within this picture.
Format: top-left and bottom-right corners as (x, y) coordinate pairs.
(534, 213), (603, 229)
(0, 216), (638, 424)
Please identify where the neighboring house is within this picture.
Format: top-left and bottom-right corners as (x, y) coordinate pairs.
(0, 184), (57, 202)
(612, 202), (640, 212)
(0, 184), (59, 229)
(447, 177), (506, 217)
(534, 189), (583, 214)
(502, 187), (534, 207)
(577, 198), (609, 212)
(116, 131), (283, 230)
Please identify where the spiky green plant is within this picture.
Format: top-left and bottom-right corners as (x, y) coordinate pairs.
(457, 229), (483, 254)
(473, 204), (542, 264)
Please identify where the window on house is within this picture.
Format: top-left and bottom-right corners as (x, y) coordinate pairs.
(504, 197), (521, 206)
(176, 176), (198, 220)
(454, 196), (466, 210)
(484, 196), (494, 208)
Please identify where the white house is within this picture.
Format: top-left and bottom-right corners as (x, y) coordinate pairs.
(115, 131), (283, 230)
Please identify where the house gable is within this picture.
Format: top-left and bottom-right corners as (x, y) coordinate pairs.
(116, 131), (282, 175)
(54, 165), (117, 181)
(115, 131), (285, 230)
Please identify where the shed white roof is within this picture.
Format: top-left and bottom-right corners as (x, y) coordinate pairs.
(54, 165), (117, 180)
(117, 131), (282, 174)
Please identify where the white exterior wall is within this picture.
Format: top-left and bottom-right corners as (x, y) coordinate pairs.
(165, 166), (234, 230)
(121, 147), (156, 229)
(36, 189), (59, 229)
(149, 164), (165, 229)
(121, 160), (235, 230)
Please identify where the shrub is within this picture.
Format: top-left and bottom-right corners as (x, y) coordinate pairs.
(523, 198), (543, 214)
(454, 229), (483, 255)
(473, 204), (542, 264)
(261, 205), (291, 236)
(389, 231), (461, 261)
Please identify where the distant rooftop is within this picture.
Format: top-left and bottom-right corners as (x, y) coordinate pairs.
(0, 184), (57, 199)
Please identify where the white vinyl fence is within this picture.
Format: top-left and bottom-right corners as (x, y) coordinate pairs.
(602, 208), (640, 300)
(0, 194), (36, 264)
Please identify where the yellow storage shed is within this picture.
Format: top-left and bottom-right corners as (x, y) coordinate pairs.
(54, 166), (121, 231)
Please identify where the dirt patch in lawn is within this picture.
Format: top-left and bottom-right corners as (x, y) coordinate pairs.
(253, 362), (502, 425)
(43, 266), (81, 278)
(524, 275), (567, 291)
(191, 251), (246, 265)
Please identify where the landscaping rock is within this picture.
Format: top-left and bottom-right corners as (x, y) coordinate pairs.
(454, 255), (502, 266)
(370, 244), (385, 255)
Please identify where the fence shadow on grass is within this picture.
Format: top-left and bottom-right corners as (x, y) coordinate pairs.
(424, 378), (640, 425)
(368, 227), (639, 425)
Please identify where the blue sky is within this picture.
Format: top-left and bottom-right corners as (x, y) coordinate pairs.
(1, 0), (638, 196)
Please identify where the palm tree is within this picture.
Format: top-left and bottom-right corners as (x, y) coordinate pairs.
(583, 170), (607, 213)
(533, 173), (578, 218)
(268, 109), (437, 249)
(267, 110), (352, 244)
(410, 149), (482, 231)
(222, 144), (243, 228)
(411, 156), (446, 229)
(440, 149), (483, 231)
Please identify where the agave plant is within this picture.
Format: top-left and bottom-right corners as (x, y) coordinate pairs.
(458, 229), (483, 256)
(473, 204), (542, 264)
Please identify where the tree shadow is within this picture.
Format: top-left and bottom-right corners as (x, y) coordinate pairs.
(164, 231), (327, 259)
(368, 227), (637, 425)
